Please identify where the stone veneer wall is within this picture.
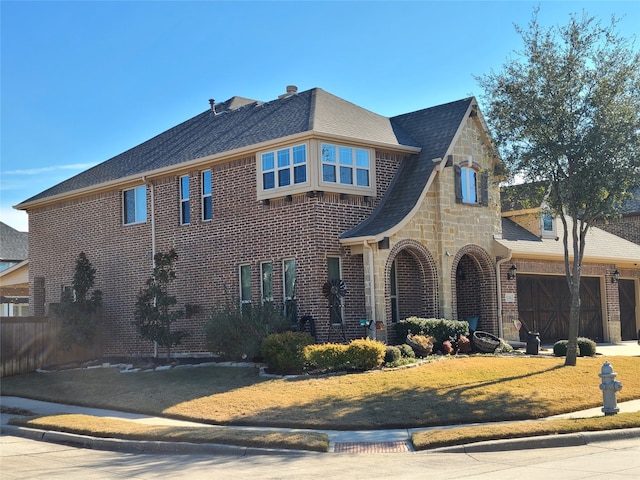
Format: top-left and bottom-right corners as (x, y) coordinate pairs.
(372, 116), (503, 341)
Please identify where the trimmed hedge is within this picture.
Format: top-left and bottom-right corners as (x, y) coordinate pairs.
(385, 346), (402, 364)
(305, 339), (386, 372)
(395, 317), (469, 350)
(261, 331), (315, 374)
(553, 337), (597, 357)
(346, 339), (386, 370)
(305, 343), (348, 371)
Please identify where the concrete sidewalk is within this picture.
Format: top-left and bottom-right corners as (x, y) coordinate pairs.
(2, 395), (639, 454)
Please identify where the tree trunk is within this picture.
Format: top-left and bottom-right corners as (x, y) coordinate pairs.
(565, 281), (581, 366)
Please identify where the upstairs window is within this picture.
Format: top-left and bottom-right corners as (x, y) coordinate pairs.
(123, 185), (147, 225)
(461, 167), (477, 203)
(201, 170), (212, 221)
(261, 145), (307, 190)
(455, 164), (488, 206)
(541, 213), (556, 238)
(321, 143), (370, 187)
(180, 175), (190, 225)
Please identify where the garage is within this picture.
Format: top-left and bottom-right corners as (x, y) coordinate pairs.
(619, 279), (638, 341)
(516, 275), (604, 343)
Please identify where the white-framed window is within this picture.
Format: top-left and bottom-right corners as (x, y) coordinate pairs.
(239, 264), (251, 313)
(123, 185), (147, 225)
(283, 258), (296, 322)
(180, 175), (190, 225)
(541, 213), (556, 238)
(460, 167), (477, 204)
(261, 144), (307, 191)
(1, 299), (29, 317)
(390, 260), (399, 323)
(201, 170), (212, 221)
(321, 143), (370, 187)
(261, 262), (273, 303)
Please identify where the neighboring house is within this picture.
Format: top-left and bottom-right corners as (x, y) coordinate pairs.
(0, 222), (29, 316)
(592, 188), (640, 245)
(16, 85), (636, 357)
(499, 185), (640, 343)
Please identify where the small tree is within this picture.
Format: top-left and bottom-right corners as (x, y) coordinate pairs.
(133, 249), (190, 360)
(56, 252), (103, 352)
(477, 9), (640, 366)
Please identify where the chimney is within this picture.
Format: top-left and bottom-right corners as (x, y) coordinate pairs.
(208, 99), (215, 113)
(278, 85), (298, 98)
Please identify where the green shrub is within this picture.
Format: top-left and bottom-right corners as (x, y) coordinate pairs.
(261, 331), (315, 375)
(397, 343), (415, 358)
(384, 346), (402, 364)
(345, 339), (386, 370)
(395, 318), (469, 350)
(554, 338), (596, 357)
(304, 343), (349, 371)
(578, 337), (597, 357)
(553, 340), (581, 357)
(204, 299), (290, 361)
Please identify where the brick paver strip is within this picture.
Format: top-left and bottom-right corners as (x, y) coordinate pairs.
(334, 441), (411, 453)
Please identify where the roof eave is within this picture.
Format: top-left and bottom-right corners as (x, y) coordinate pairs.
(15, 130), (421, 211)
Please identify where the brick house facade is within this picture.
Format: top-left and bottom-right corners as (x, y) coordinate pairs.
(498, 186), (640, 344)
(17, 86), (639, 357)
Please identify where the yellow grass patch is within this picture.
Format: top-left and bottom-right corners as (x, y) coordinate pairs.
(9, 414), (328, 452)
(411, 411), (640, 450)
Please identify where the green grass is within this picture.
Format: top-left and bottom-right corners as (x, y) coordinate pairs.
(3, 355), (639, 449)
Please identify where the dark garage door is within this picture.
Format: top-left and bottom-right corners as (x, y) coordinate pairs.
(517, 275), (603, 343)
(619, 279), (638, 341)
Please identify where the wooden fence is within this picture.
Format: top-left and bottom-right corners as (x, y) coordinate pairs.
(0, 316), (101, 377)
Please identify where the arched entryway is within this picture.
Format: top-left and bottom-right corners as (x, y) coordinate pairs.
(452, 245), (498, 334)
(385, 240), (438, 331)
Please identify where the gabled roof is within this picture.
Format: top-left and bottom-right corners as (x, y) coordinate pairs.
(496, 217), (640, 266)
(16, 88), (419, 208)
(340, 98), (476, 240)
(0, 222), (28, 261)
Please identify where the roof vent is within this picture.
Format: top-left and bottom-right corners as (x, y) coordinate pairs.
(208, 99), (216, 114)
(278, 85), (298, 99)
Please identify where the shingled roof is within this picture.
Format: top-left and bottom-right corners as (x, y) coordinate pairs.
(340, 97), (475, 240)
(17, 88), (418, 207)
(17, 88), (478, 244)
(0, 222), (28, 262)
(497, 217), (640, 265)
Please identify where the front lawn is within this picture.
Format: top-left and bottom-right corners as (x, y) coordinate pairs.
(3, 356), (638, 430)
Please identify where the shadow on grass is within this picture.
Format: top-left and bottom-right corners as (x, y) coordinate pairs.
(2, 358), (629, 431)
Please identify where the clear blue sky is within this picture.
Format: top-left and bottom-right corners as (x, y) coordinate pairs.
(2, 1), (638, 232)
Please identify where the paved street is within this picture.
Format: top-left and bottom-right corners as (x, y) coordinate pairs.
(2, 433), (639, 479)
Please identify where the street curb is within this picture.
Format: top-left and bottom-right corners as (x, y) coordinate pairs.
(426, 427), (640, 453)
(0, 424), (320, 457)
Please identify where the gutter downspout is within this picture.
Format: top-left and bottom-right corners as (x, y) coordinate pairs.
(142, 176), (157, 357)
(364, 240), (377, 339)
(495, 248), (513, 340)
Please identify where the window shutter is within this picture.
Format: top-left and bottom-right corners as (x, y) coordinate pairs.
(481, 171), (489, 206)
(454, 165), (462, 203)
